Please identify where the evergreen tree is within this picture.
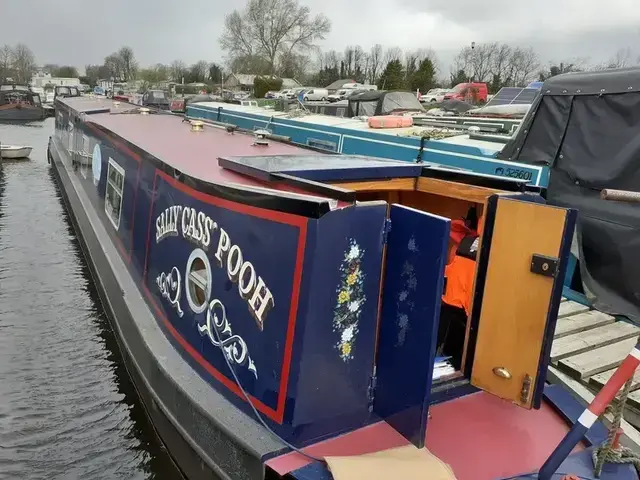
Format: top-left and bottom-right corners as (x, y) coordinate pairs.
(409, 58), (436, 93)
(377, 60), (404, 90)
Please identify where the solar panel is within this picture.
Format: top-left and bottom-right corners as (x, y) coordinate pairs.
(485, 87), (540, 107)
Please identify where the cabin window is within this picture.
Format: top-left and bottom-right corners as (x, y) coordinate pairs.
(68, 121), (74, 151)
(105, 158), (125, 230)
(80, 135), (89, 179)
(185, 249), (211, 314)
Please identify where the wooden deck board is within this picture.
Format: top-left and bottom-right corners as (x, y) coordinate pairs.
(589, 368), (640, 392)
(554, 310), (616, 339)
(558, 300), (590, 318)
(557, 337), (637, 379)
(547, 366), (640, 449)
(551, 322), (640, 362)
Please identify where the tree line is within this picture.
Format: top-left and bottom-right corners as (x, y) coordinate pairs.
(0, 44), (37, 84)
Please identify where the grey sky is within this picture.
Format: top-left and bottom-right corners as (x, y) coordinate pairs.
(2, 0), (639, 73)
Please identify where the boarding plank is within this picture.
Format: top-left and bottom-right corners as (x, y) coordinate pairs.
(589, 367), (640, 393)
(551, 322), (640, 362)
(557, 337), (637, 379)
(554, 310), (616, 339)
(558, 300), (590, 318)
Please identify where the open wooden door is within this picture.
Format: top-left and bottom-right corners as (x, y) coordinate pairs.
(470, 195), (577, 409)
(374, 205), (450, 448)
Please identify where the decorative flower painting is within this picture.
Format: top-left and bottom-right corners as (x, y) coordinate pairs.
(333, 239), (366, 361)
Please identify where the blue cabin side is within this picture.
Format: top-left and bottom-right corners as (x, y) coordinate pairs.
(186, 103), (548, 187)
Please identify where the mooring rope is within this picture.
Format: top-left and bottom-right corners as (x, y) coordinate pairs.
(592, 370), (640, 476)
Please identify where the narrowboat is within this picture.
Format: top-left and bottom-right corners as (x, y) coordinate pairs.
(0, 84), (45, 121)
(182, 91), (546, 187)
(48, 95), (637, 480)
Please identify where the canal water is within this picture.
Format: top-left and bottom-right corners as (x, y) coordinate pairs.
(0, 120), (181, 479)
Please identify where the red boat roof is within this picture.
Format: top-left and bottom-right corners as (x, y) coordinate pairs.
(61, 97), (337, 202)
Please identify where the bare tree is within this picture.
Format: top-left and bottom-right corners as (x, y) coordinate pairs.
(384, 46), (403, 64)
(603, 47), (632, 69)
(369, 44), (383, 85)
(353, 45), (365, 81)
(117, 46), (137, 81)
(343, 46), (355, 76)
(220, 0), (331, 74)
(12, 43), (36, 84)
(0, 45), (13, 81)
(104, 53), (123, 80)
(170, 60), (187, 83)
(511, 47), (540, 86)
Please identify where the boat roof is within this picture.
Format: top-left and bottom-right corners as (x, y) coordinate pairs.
(188, 101), (504, 153)
(541, 66), (640, 95)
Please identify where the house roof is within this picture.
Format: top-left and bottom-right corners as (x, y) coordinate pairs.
(229, 74), (301, 89)
(325, 79), (356, 90)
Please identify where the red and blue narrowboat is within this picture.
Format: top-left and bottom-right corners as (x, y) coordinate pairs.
(48, 95), (637, 480)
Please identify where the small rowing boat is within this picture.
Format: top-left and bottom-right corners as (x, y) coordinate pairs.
(1, 145), (32, 159)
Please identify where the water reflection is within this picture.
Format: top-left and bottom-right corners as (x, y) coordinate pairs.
(0, 120), (181, 480)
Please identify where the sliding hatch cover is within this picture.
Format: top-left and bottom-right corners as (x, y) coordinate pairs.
(374, 205), (450, 448)
(470, 195), (576, 408)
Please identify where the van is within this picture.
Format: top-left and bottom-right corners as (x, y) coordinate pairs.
(303, 88), (329, 102)
(444, 82), (488, 103)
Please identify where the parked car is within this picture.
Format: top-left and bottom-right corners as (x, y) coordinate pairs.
(275, 89), (295, 99)
(444, 82), (488, 103)
(303, 88), (329, 102)
(419, 88), (449, 103)
(327, 89), (348, 102)
(264, 90), (279, 99)
(233, 91), (250, 101)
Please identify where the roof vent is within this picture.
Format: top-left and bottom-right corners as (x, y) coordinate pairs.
(113, 101), (120, 107)
(190, 120), (204, 132)
(253, 129), (270, 146)
(139, 107), (150, 115)
(468, 126), (480, 133)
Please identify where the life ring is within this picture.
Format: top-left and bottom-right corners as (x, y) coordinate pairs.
(367, 115), (413, 129)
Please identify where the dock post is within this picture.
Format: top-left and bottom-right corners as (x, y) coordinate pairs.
(537, 340), (640, 480)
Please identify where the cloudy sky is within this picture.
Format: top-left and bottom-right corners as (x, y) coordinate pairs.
(2, 0), (640, 73)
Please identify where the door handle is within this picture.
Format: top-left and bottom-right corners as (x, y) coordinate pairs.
(492, 367), (512, 379)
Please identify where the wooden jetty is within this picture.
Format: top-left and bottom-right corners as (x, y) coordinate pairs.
(547, 298), (640, 439)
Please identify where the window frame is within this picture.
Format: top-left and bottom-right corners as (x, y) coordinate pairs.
(105, 157), (125, 230)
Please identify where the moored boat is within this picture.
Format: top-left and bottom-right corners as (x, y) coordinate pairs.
(0, 84), (45, 122)
(48, 95), (637, 480)
(183, 93), (546, 187)
(1, 145), (32, 159)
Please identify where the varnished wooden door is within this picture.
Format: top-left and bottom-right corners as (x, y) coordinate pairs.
(471, 195), (576, 408)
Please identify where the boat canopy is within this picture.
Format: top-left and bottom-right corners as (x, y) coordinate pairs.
(347, 90), (424, 117)
(500, 66), (640, 321)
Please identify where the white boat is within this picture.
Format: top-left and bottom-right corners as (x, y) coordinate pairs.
(1, 145), (33, 159)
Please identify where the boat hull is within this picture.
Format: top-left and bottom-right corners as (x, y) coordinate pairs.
(47, 135), (285, 480)
(1, 146), (32, 159)
(0, 104), (45, 122)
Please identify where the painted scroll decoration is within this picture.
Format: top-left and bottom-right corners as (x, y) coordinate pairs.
(396, 236), (418, 346)
(333, 239), (366, 361)
(154, 205), (271, 379)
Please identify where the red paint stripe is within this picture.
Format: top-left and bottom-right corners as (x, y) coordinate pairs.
(589, 352), (640, 416)
(142, 283), (281, 421)
(276, 219), (307, 419)
(157, 169), (308, 228)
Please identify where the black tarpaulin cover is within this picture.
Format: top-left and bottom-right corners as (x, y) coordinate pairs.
(500, 68), (640, 321)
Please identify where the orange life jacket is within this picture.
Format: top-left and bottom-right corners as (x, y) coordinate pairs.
(442, 233), (479, 315)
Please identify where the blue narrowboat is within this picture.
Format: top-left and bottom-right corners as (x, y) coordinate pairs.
(48, 95), (636, 480)
(182, 91), (548, 187)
